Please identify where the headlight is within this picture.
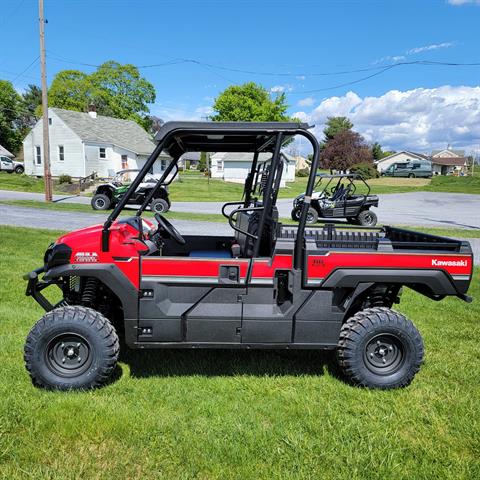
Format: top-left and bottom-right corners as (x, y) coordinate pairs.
(44, 243), (72, 269)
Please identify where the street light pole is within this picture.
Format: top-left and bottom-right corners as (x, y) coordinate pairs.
(39, 0), (52, 201)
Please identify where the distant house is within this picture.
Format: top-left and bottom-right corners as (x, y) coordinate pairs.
(23, 107), (171, 178)
(179, 151), (201, 170)
(431, 148), (469, 176)
(210, 152), (296, 187)
(292, 155), (309, 172)
(0, 145), (14, 159)
(375, 151), (430, 173)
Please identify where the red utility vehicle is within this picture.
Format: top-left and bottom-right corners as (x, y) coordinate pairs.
(23, 122), (473, 390)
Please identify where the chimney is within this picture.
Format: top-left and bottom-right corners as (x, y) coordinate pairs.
(88, 104), (97, 119)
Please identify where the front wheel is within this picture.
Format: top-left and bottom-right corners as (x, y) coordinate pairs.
(356, 209), (377, 227)
(337, 307), (424, 389)
(408, 173), (415, 178)
(24, 306), (119, 390)
(291, 207), (301, 221)
(91, 193), (111, 210)
(306, 207), (318, 224)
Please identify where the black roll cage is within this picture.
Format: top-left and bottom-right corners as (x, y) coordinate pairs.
(102, 121), (320, 269)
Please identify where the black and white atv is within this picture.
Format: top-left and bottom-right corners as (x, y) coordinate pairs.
(291, 173), (379, 226)
(91, 169), (171, 213)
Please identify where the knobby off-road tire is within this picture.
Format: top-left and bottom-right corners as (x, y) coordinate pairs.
(306, 207), (318, 224)
(337, 307), (424, 389)
(91, 193), (111, 210)
(357, 209), (377, 227)
(15, 165), (24, 174)
(24, 306), (119, 391)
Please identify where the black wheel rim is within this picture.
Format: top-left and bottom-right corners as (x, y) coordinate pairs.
(362, 213), (373, 225)
(45, 333), (92, 377)
(306, 212), (315, 223)
(95, 198), (105, 208)
(364, 334), (405, 375)
(154, 203), (165, 213)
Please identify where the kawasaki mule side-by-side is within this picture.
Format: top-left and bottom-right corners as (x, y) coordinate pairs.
(23, 122), (473, 391)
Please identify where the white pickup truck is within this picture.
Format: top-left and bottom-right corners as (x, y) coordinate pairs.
(0, 155), (24, 174)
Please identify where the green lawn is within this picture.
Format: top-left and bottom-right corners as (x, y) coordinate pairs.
(0, 225), (479, 478)
(3, 171), (480, 201)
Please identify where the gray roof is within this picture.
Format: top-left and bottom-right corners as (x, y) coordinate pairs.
(0, 144), (14, 158)
(180, 152), (202, 161)
(52, 108), (155, 155)
(432, 149), (465, 157)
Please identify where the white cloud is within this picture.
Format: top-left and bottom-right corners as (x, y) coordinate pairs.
(447, 0), (480, 5)
(374, 41), (455, 65)
(298, 97), (315, 107)
(152, 104), (213, 122)
(294, 86), (480, 153)
(406, 42), (455, 54)
(270, 84), (293, 93)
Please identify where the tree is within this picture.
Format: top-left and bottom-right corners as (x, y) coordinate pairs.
(0, 80), (24, 154)
(48, 61), (156, 130)
(211, 82), (292, 122)
(371, 141), (394, 160)
(323, 116), (353, 142)
(320, 129), (373, 171)
(21, 84), (42, 129)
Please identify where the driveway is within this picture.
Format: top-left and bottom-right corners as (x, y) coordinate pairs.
(1, 190), (479, 229)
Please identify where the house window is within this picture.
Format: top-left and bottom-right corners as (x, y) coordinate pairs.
(48, 118), (52, 125)
(58, 145), (64, 161)
(99, 147), (106, 159)
(217, 160), (224, 172)
(161, 159), (167, 170)
(35, 146), (41, 165)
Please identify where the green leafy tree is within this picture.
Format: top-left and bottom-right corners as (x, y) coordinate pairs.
(322, 116), (353, 142)
(0, 79), (24, 154)
(48, 61), (156, 130)
(371, 142), (383, 160)
(211, 82), (292, 122)
(21, 84), (42, 129)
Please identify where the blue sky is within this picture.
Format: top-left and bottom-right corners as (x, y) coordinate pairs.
(1, 0), (480, 153)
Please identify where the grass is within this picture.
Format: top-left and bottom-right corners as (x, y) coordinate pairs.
(3, 171), (480, 201)
(0, 225), (479, 479)
(2, 199), (480, 238)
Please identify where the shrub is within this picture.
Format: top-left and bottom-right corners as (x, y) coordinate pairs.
(58, 174), (72, 184)
(296, 168), (309, 178)
(349, 162), (379, 179)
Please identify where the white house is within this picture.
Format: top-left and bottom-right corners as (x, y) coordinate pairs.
(431, 148), (469, 176)
(375, 151), (430, 173)
(23, 108), (171, 178)
(210, 152), (296, 187)
(0, 144), (14, 159)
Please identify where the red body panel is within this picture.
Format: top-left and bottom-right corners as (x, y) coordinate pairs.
(54, 220), (472, 290)
(306, 251), (472, 281)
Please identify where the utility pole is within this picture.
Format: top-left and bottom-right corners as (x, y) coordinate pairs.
(39, 0), (52, 201)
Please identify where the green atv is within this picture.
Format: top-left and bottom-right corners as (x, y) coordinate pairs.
(91, 169), (171, 213)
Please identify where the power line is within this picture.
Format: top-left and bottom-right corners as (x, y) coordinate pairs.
(10, 56), (40, 83)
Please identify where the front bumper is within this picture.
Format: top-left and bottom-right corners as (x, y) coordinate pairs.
(24, 266), (64, 312)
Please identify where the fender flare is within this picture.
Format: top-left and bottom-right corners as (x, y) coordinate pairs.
(321, 268), (459, 296)
(44, 264), (139, 318)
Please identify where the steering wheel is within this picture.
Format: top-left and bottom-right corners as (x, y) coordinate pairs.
(154, 213), (186, 245)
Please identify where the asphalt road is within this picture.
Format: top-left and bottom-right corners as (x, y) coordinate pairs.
(1, 189), (479, 229)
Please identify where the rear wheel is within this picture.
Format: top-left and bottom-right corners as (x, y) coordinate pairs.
(337, 307), (424, 389)
(14, 165), (24, 174)
(91, 193), (111, 210)
(24, 306), (119, 390)
(357, 209), (377, 227)
(306, 207), (318, 224)
(151, 198), (170, 214)
(408, 173), (415, 178)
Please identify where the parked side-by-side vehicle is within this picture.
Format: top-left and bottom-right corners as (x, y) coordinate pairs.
(0, 155), (24, 174)
(23, 122), (473, 391)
